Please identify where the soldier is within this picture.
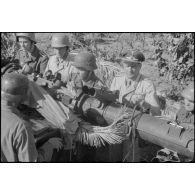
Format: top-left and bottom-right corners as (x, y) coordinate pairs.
(109, 51), (161, 162)
(176, 82), (194, 130)
(44, 33), (76, 86)
(70, 52), (111, 162)
(110, 51), (161, 116)
(15, 33), (48, 75)
(1, 73), (63, 162)
(71, 52), (105, 89)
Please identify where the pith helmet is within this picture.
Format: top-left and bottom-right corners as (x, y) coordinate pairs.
(1, 73), (29, 102)
(73, 52), (97, 71)
(51, 33), (71, 48)
(16, 33), (36, 43)
(181, 82), (194, 101)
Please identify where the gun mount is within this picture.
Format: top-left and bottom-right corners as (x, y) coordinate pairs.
(14, 74), (194, 161)
(58, 85), (194, 160)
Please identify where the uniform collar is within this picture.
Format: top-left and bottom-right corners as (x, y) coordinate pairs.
(54, 56), (70, 69)
(1, 101), (21, 115)
(82, 72), (99, 87)
(19, 45), (39, 62)
(28, 45), (39, 61)
(125, 73), (141, 88)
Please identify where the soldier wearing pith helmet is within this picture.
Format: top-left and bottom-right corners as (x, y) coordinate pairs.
(15, 33), (48, 75)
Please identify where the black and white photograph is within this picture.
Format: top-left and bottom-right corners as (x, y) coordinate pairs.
(1, 32), (194, 163)
(0, 1), (194, 195)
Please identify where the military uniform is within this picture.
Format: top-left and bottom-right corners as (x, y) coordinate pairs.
(1, 102), (38, 162)
(44, 55), (77, 84)
(176, 82), (194, 131)
(71, 71), (105, 90)
(109, 72), (160, 162)
(1, 102), (54, 162)
(110, 73), (160, 116)
(176, 106), (194, 130)
(72, 72), (109, 162)
(16, 45), (48, 74)
(82, 73), (104, 88)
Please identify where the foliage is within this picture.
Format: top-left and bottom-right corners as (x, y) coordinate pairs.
(154, 33), (194, 84)
(1, 33), (18, 67)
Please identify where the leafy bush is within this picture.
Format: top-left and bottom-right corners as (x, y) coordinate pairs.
(154, 33), (194, 84)
(1, 33), (18, 67)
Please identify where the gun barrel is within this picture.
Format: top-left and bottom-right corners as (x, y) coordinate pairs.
(75, 94), (194, 159)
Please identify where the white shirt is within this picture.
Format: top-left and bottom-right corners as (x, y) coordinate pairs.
(110, 74), (161, 115)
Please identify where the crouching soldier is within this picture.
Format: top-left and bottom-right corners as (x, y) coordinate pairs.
(70, 52), (111, 162)
(15, 33), (48, 75)
(70, 52), (116, 103)
(1, 73), (63, 162)
(176, 82), (194, 130)
(71, 52), (104, 88)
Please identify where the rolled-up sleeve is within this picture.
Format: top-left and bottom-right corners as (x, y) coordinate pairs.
(44, 58), (51, 75)
(40, 55), (49, 74)
(144, 81), (161, 116)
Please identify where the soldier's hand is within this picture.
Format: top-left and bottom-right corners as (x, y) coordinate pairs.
(48, 137), (63, 151)
(180, 123), (194, 131)
(139, 100), (150, 112)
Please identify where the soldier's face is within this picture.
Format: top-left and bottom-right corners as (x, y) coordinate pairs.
(184, 98), (194, 112)
(54, 47), (68, 58)
(18, 37), (32, 52)
(123, 62), (142, 79)
(76, 68), (90, 81)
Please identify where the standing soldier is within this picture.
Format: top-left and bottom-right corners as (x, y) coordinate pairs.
(44, 33), (76, 87)
(109, 51), (161, 162)
(1, 73), (63, 162)
(15, 33), (48, 75)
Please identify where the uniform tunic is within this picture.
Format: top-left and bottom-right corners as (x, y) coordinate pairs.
(16, 45), (48, 74)
(109, 73), (161, 162)
(44, 55), (77, 84)
(72, 72), (110, 162)
(110, 73), (160, 116)
(176, 106), (194, 131)
(82, 72), (105, 88)
(1, 103), (38, 162)
(1, 103), (53, 162)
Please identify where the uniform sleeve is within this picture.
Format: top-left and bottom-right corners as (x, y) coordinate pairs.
(37, 142), (54, 162)
(110, 77), (120, 99)
(143, 80), (161, 116)
(110, 77), (119, 91)
(15, 51), (20, 61)
(44, 57), (51, 75)
(14, 122), (54, 162)
(40, 55), (49, 74)
(14, 122), (38, 162)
